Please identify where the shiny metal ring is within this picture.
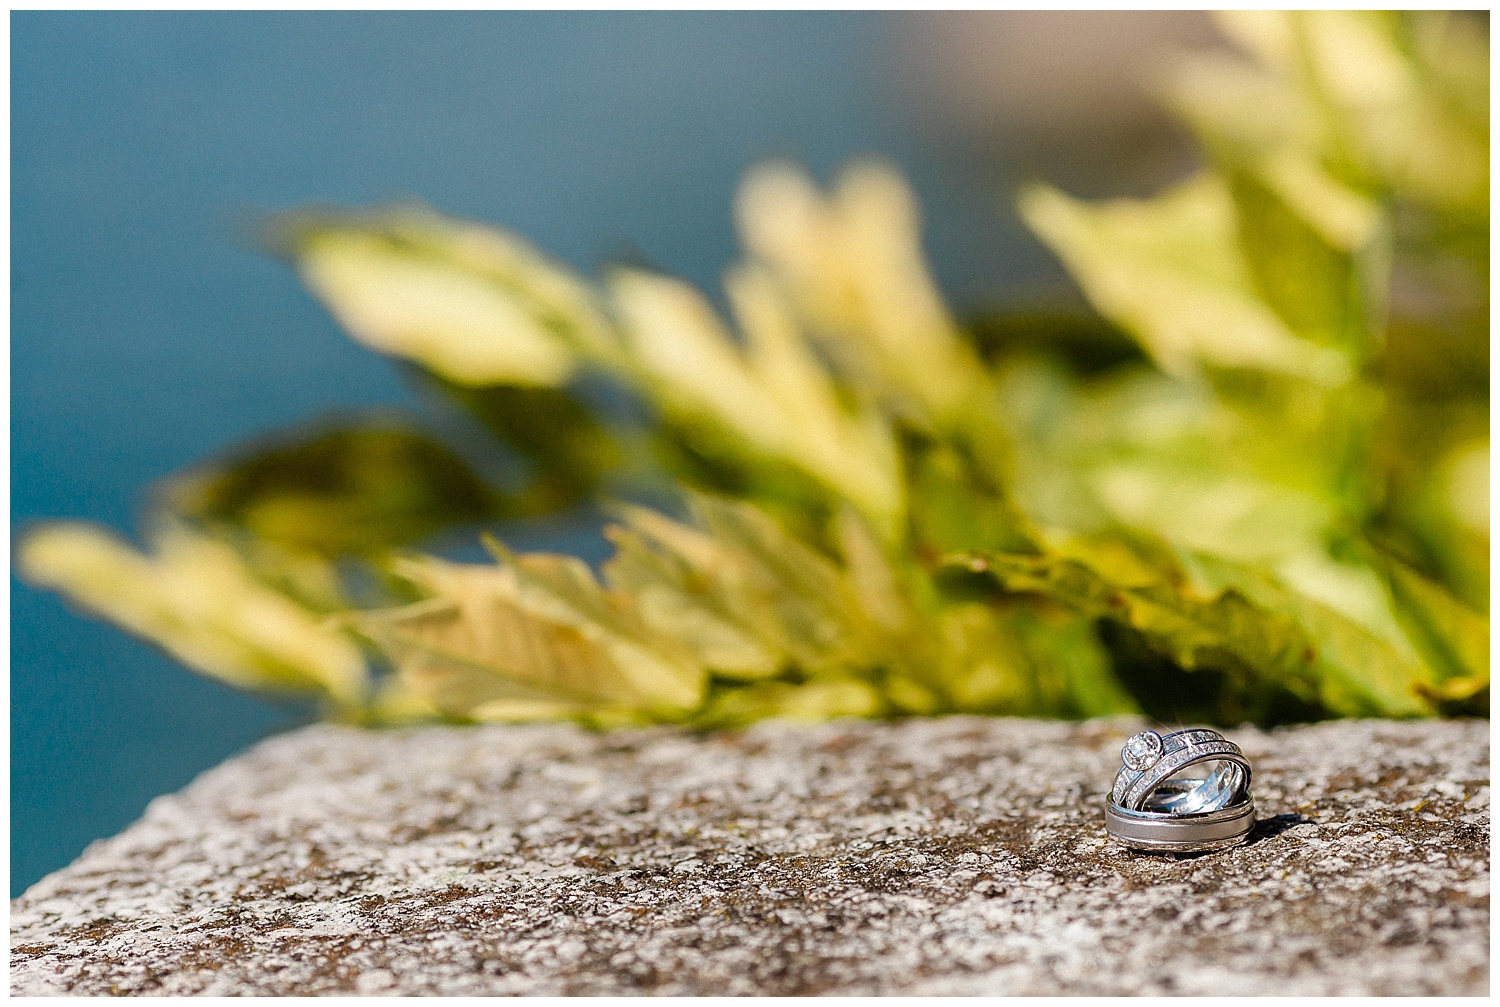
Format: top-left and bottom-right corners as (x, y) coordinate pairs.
(1105, 795), (1256, 852)
(1110, 728), (1251, 814)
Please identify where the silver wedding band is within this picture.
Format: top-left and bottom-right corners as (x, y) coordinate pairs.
(1105, 728), (1255, 853)
(1105, 796), (1256, 852)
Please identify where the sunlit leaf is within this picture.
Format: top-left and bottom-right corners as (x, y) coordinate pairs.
(485, 544), (706, 708)
(361, 552), (705, 721)
(1225, 167), (1384, 357)
(1184, 551), (1437, 718)
(1438, 438), (1490, 538)
(298, 232), (572, 385)
(1020, 174), (1352, 384)
(603, 518), (783, 680)
(18, 522), (367, 707)
(18, 11), (1487, 731)
(689, 495), (877, 671)
(935, 602), (1032, 713)
(609, 268), (903, 534)
(607, 496), (878, 676)
(697, 677), (883, 727)
(282, 207), (618, 387)
(735, 160), (987, 425)
(1010, 604), (1140, 719)
(833, 504), (911, 633)
(908, 440), (1028, 557)
(995, 359), (1350, 566)
(1200, 11), (1489, 216)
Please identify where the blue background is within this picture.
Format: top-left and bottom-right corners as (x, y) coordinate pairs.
(12, 11), (1048, 893)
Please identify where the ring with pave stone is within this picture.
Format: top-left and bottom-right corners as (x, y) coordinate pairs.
(1110, 728), (1252, 814)
(1105, 727), (1256, 852)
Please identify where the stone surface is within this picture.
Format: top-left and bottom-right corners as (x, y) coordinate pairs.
(10, 717), (1489, 996)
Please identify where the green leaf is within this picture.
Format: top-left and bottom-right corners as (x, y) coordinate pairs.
(926, 599), (1133, 718)
(1021, 608), (1141, 719)
(412, 376), (625, 517)
(604, 496), (878, 676)
(1180, 13), (1488, 217)
(695, 677), (883, 728)
(952, 543), (1436, 718)
(166, 421), (502, 556)
(24, 27), (1489, 735)
(963, 309), (1143, 376)
(1166, 38), (1392, 360)
(908, 439), (1031, 558)
(1225, 166), (1384, 357)
(1019, 174), (1351, 384)
(994, 359), (1349, 565)
(689, 495), (878, 671)
(483, 545), (707, 712)
(953, 549), (1314, 695)
(1182, 550), (1434, 717)
(933, 602), (1034, 712)
(1379, 555), (1488, 700)
(833, 504), (912, 633)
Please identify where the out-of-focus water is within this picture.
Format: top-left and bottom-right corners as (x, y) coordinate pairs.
(11, 11), (1046, 893)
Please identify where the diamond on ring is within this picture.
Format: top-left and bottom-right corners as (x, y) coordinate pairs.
(1121, 730), (1163, 771)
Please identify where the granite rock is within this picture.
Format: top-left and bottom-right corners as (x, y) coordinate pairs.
(10, 717), (1489, 995)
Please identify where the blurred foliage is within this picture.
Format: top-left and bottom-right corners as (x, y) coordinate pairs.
(166, 422), (502, 555)
(20, 11), (1487, 727)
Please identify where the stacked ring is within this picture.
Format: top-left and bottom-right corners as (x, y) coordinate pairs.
(1105, 728), (1255, 852)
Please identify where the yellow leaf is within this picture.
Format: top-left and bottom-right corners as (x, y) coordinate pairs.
(700, 677), (883, 726)
(299, 230), (575, 386)
(833, 504), (908, 632)
(1257, 153), (1381, 252)
(727, 266), (903, 533)
(956, 544), (1436, 718)
(1381, 557), (1488, 690)
(733, 161), (848, 334)
(1208, 11), (1488, 214)
(606, 497), (877, 676)
(365, 553), (705, 720)
(690, 495), (876, 671)
(288, 207), (619, 386)
(735, 160), (985, 424)
(610, 268), (902, 533)
(604, 521), (782, 679)
(1441, 439), (1489, 537)
(611, 269), (785, 456)
(18, 522), (366, 706)
(1019, 175), (1351, 384)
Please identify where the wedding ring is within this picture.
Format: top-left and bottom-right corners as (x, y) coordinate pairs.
(1105, 795), (1255, 852)
(1110, 728), (1251, 814)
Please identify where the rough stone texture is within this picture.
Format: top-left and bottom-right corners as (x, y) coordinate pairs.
(11, 717), (1489, 996)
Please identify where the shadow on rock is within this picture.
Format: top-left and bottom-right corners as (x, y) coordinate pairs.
(1244, 812), (1310, 846)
